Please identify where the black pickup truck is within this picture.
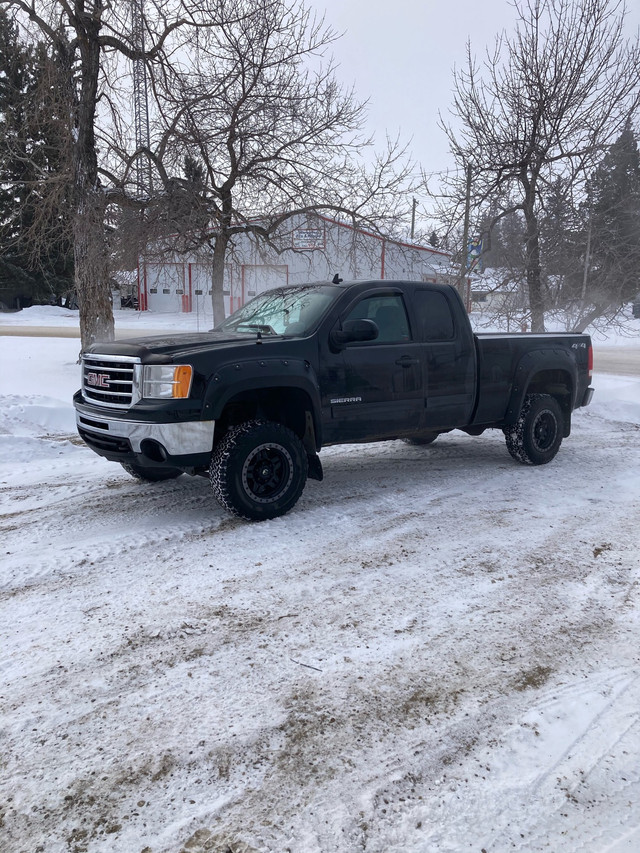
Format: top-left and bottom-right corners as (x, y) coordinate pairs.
(74, 280), (594, 520)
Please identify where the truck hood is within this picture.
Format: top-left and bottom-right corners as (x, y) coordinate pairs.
(86, 330), (284, 363)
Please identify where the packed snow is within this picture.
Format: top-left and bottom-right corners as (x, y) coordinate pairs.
(1, 309), (639, 853)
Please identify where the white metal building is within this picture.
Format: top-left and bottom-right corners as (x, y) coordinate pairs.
(138, 214), (454, 322)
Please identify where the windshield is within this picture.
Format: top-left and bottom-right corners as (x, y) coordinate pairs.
(216, 285), (340, 337)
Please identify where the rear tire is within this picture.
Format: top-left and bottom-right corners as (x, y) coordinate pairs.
(503, 393), (563, 465)
(210, 420), (308, 521)
(121, 462), (182, 482)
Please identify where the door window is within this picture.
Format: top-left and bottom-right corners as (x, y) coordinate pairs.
(343, 294), (411, 342)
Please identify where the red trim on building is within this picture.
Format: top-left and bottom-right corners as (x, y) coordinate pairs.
(154, 212), (450, 262)
(313, 213), (451, 259)
(138, 259), (148, 312)
(182, 263), (193, 313)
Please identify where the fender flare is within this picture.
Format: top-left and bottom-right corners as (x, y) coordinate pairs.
(201, 357), (323, 449)
(503, 349), (578, 431)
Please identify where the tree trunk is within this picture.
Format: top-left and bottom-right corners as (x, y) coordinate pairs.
(72, 5), (114, 351)
(210, 189), (233, 326)
(523, 191), (545, 333)
(210, 228), (229, 326)
(571, 303), (607, 333)
(75, 186), (113, 349)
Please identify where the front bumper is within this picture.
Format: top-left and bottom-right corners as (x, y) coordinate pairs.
(75, 401), (214, 469)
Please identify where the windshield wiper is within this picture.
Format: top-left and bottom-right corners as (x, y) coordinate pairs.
(235, 323), (277, 335)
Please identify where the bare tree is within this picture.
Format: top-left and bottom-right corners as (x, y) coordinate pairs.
(4, 0), (413, 345)
(116, 0), (414, 323)
(0, 0), (250, 348)
(441, 0), (640, 331)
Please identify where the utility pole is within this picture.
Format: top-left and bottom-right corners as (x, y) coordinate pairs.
(458, 163), (472, 307)
(410, 197), (417, 240)
(580, 213), (592, 305)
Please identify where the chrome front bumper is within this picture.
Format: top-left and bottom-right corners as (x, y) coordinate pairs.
(75, 404), (215, 455)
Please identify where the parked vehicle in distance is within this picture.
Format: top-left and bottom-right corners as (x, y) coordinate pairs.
(74, 280), (594, 520)
(120, 294), (139, 310)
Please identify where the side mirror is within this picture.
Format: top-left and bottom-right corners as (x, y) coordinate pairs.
(330, 318), (379, 349)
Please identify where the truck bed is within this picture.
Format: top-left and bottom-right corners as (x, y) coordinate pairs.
(472, 332), (592, 427)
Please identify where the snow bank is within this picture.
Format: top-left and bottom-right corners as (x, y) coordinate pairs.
(0, 304), (214, 332)
(0, 304), (81, 327)
(0, 394), (76, 437)
(589, 374), (640, 425)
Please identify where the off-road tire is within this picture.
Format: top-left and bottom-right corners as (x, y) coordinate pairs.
(403, 433), (439, 446)
(210, 419), (308, 521)
(120, 462), (183, 482)
(503, 393), (564, 465)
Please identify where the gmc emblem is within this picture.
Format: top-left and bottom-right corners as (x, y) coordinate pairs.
(87, 372), (110, 388)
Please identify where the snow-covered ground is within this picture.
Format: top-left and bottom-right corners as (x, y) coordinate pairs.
(1, 313), (639, 853)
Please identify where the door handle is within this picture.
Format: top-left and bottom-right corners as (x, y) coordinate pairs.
(395, 355), (420, 367)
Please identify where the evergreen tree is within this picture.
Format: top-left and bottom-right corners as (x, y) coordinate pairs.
(586, 123), (640, 310)
(482, 209), (526, 272)
(539, 178), (584, 307)
(0, 10), (73, 306)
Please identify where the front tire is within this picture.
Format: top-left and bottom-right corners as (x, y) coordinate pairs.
(120, 462), (182, 482)
(210, 420), (308, 520)
(503, 393), (564, 465)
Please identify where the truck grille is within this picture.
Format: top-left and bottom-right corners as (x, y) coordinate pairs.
(82, 354), (141, 409)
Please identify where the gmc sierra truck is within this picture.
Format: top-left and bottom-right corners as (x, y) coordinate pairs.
(74, 279), (594, 520)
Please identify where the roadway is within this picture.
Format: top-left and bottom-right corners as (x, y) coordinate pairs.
(0, 325), (170, 340)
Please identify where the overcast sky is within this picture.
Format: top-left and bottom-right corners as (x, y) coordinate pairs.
(316, 0), (640, 203)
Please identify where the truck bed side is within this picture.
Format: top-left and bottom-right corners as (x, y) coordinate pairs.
(471, 332), (592, 429)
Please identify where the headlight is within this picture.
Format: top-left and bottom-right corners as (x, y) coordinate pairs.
(142, 364), (193, 399)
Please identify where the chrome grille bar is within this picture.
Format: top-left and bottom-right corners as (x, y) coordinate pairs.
(82, 354), (142, 409)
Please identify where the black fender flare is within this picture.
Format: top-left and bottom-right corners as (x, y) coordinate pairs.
(201, 357), (323, 449)
(503, 349), (578, 433)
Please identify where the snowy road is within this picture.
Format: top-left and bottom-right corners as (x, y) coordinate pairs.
(593, 346), (640, 376)
(0, 324), (178, 340)
(1, 332), (640, 853)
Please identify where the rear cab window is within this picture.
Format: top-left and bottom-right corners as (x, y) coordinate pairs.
(413, 290), (455, 342)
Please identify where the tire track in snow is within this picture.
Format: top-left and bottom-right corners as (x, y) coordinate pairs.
(475, 671), (640, 853)
(0, 468), (231, 596)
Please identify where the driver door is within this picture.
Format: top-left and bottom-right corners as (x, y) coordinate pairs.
(322, 291), (424, 441)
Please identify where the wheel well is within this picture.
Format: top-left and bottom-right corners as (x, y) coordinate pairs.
(215, 387), (317, 450)
(525, 369), (573, 435)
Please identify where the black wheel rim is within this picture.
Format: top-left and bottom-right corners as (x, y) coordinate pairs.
(532, 410), (557, 451)
(242, 442), (294, 503)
